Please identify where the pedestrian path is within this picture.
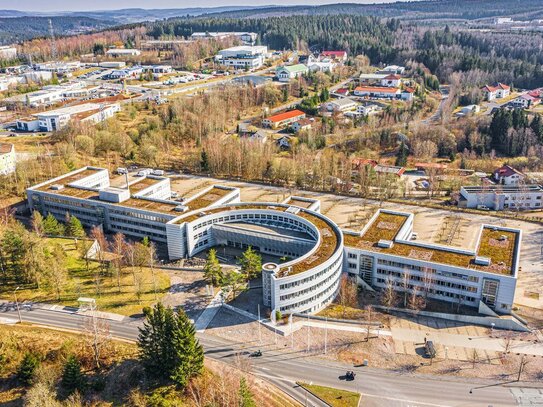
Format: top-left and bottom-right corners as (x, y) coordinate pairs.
(194, 291), (224, 332)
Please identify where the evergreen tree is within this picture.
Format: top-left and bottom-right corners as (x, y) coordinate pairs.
(200, 150), (209, 172)
(66, 216), (85, 238)
(530, 114), (543, 143)
(395, 141), (408, 166)
(42, 213), (64, 236)
(138, 303), (204, 388)
(17, 352), (40, 385)
(61, 355), (85, 393)
(203, 249), (223, 287)
(238, 246), (262, 280)
(239, 377), (256, 407)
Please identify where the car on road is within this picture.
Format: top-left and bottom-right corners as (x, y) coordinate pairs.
(345, 371), (356, 381)
(249, 350), (262, 357)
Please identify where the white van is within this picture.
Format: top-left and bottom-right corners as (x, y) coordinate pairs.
(151, 169), (165, 176)
(137, 168), (152, 177)
(117, 167), (127, 175)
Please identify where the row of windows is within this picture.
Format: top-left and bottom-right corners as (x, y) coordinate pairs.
(109, 216), (166, 232)
(375, 278), (476, 302)
(109, 224), (166, 241)
(377, 258), (479, 283)
(376, 269), (478, 293)
(279, 267), (339, 302)
(348, 253), (358, 259)
(195, 239), (209, 248)
(110, 209), (169, 224)
(279, 256), (342, 290)
(280, 274), (341, 312)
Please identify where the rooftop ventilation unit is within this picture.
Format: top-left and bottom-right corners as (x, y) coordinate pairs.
(377, 239), (394, 249)
(49, 184), (64, 190)
(286, 206), (300, 215)
(174, 205), (188, 212)
(474, 256), (491, 266)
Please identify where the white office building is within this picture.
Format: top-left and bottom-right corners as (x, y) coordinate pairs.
(27, 169), (521, 315)
(215, 46), (268, 69)
(106, 49), (141, 57)
(459, 185), (543, 210)
(16, 103), (121, 132)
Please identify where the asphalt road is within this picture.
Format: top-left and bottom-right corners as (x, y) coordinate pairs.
(0, 304), (527, 406)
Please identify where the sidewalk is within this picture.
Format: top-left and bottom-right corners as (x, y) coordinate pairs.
(194, 291), (224, 332)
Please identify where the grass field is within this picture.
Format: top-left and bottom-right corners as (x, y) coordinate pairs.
(298, 382), (360, 407)
(0, 237), (170, 317)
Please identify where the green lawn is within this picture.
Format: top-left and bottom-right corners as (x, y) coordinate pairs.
(0, 237), (170, 317)
(298, 382), (360, 407)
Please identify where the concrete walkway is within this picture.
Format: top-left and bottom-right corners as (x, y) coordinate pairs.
(194, 291), (223, 332)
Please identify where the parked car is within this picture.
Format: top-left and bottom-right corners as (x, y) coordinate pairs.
(151, 169), (165, 176)
(137, 168), (152, 177)
(117, 167), (128, 175)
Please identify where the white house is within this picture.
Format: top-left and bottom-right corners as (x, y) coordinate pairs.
(106, 49), (141, 57)
(482, 83), (510, 101)
(493, 165), (526, 185)
(109, 66), (144, 79)
(291, 118), (313, 133)
(142, 65), (174, 77)
(325, 98), (358, 112)
(356, 104), (381, 116)
(320, 51), (348, 62)
(0, 143), (16, 175)
(380, 74), (402, 88)
(276, 64), (308, 82)
(0, 46), (17, 60)
(215, 46), (268, 70)
(378, 65), (406, 75)
(308, 61), (334, 73)
(510, 94), (540, 109)
(34, 61), (81, 74)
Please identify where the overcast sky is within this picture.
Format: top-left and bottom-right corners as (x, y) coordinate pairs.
(4, 0), (399, 12)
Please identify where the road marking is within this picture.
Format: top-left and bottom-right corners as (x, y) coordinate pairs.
(260, 367), (270, 371)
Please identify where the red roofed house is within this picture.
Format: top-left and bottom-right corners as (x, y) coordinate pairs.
(380, 74), (402, 88)
(262, 109), (306, 129)
(493, 165), (526, 185)
(333, 88), (350, 96)
(353, 86), (401, 99)
(511, 93), (540, 109)
(321, 51), (348, 62)
(481, 83), (510, 101)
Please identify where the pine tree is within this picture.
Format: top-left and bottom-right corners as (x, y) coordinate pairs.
(138, 303), (204, 388)
(238, 246), (262, 280)
(42, 213), (64, 236)
(203, 249), (223, 287)
(61, 355), (84, 393)
(239, 377), (256, 407)
(200, 150), (209, 172)
(395, 141), (408, 167)
(66, 216), (85, 238)
(17, 352), (40, 385)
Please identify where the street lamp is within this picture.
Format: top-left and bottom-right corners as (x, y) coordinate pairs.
(14, 286), (22, 324)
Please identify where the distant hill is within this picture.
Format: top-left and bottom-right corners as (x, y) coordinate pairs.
(0, 16), (115, 45)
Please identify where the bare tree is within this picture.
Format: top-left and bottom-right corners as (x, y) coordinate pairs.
(82, 311), (110, 369)
(338, 274), (358, 317)
(381, 276), (398, 310)
(111, 232), (127, 293)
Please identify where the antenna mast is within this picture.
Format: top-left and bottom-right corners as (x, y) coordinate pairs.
(48, 19), (57, 60)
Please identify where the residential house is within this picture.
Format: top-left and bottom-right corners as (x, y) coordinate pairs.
(248, 129), (269, 143)
(34, 61), (81, 74)
(401, 87), (415, 101)
(325, 98), (358, 113)
(276, 135), (293, 149)
(511, 94), (540, 109)
(276, 64), (308, 82)
(106, 49), (141, 57)
(142, 65), (174, 77)
(109, 66), (144, 79)
(333, 88), (350, 97)
(262, 109), (306, 129)
(481, 83), (510, 101)
(356, 103), (381, 116)
(358, 73), (389, 85)
(0, 143), (16, 175)
(0, 46), (17, 60)
(320, 51), (348, 62)
(493, 165), (526, 185)
(308, 61), (334, 73)
(215, 46), (268, 70)
(378, 65), (406, 75)
(291, 118), (313, 133)
(457, 105), (481, 116)
(380, 74), (402, 88)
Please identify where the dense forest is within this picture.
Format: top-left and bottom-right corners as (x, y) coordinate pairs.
(0, 16), (115, 45)
(193, 0), (543, 21)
